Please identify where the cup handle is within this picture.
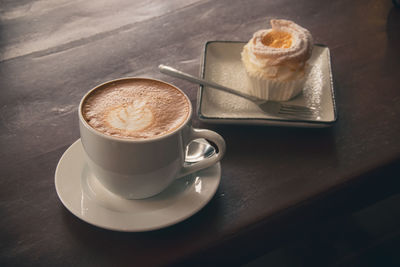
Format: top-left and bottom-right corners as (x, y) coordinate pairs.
(176, 128), (226, 178)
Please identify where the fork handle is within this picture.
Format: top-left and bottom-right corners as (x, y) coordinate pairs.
(158, 64), (260, 103)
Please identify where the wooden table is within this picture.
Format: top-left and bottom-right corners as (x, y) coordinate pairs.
(1, 0), (399, 265)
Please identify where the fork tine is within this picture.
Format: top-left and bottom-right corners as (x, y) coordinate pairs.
(280, 104), (316, 111)
(280, 106), (314, 112)
(281, 104), (314, 109)
(279, 107), (315, 114)
(278, 110), (312, 115)
(278, 111), (314, 118)
(257, 101), (316, 118)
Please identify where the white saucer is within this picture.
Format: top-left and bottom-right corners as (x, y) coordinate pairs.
(197, 41), (337, 127)
(55, 139), (221, 232)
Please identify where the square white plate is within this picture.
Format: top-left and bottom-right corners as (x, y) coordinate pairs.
(197, 41), (337, 127)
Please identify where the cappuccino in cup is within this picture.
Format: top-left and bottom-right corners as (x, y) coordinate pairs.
(79, 78), (225, 199)
(82, 79), (190, 140)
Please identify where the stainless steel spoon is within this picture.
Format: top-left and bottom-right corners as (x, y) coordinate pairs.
(185, 138), (215, 164)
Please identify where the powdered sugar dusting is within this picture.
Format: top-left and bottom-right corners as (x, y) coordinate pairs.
(201, 43), (334, 122)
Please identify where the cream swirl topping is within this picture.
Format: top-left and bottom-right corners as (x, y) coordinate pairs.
(249, 19), (313, 66)
(241, 19), (313, 80)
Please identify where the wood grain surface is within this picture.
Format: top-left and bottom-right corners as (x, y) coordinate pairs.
(1, 0), (399, 266)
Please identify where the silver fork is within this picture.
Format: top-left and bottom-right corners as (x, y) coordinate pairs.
(158, 65), (316, 119)
(258, 101), (315, 118)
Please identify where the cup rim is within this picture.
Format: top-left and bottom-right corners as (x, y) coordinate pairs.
(78, 77), (193, 143)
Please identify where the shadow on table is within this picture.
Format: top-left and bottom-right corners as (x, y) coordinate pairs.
(385, 7), (400, 74)
(208, 124), (338, 164)
(60, 190), (225, 265)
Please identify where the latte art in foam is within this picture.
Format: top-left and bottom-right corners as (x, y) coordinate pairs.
(82, 79), (190, 139)
(107, 101), (154, 132)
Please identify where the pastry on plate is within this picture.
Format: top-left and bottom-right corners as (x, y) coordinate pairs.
(241, 19), (313, 101)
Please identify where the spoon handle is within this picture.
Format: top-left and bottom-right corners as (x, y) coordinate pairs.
(158, 64), (259, 102)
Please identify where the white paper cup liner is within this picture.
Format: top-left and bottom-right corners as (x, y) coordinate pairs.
(244, 74), (305, 101)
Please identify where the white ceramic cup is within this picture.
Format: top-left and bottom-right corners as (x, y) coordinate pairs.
(79, 78), (226, 199)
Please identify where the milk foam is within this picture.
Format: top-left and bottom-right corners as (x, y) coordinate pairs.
(82, 79), (190, 139)
(106, 100), (154, 132)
